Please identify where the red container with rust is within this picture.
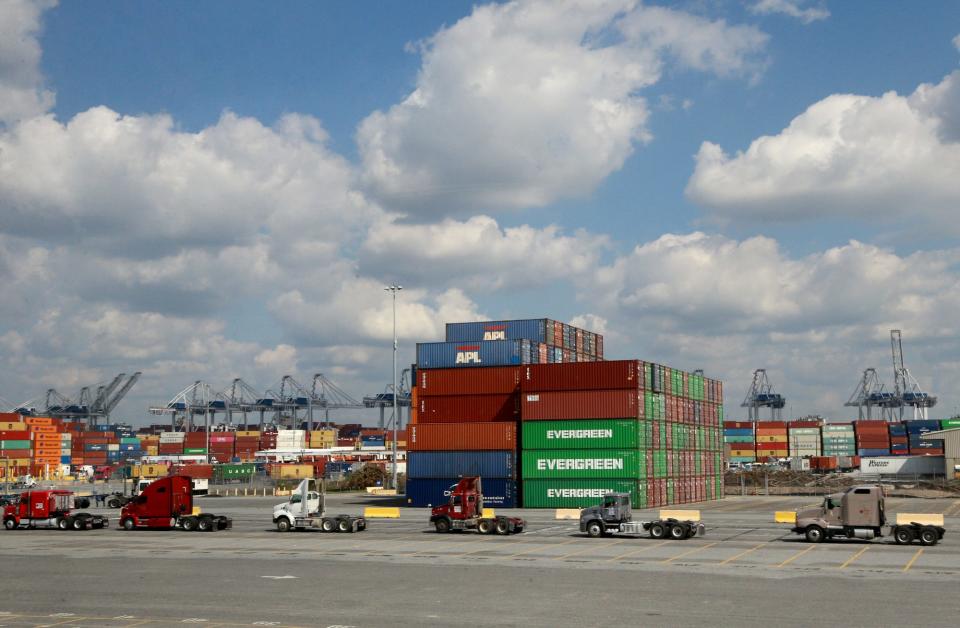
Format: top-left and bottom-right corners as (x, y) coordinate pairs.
(520, 361), (643, 392)
(418, 394), (519, 423)
(417, 366), (520, 396)
(408, 422), (516, 451)
(521, 390), (641, 421)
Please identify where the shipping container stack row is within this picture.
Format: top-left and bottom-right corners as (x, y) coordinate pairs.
(723, 421), (755, 463)
(406, 318), (724, 509)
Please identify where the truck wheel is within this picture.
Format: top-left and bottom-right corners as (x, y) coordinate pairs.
(357, 520), (367, 531)
(434, 518), (451, 533)
(495, 519), (510, 535)
(321, 519), (336, 532)
(649, 522), (665, 539)
(72, 517), (85, 531)
(337, 518), (352, 533)
(893, 526), (913, 545)
(276, 519), (291, 532)
(122, 518), (135, 531)
(804, 525), (825, 543)
(919, 527), (939, 546)
(585, 521), (604, 538)
(669, 524), (687, 540)
(478, 519), (494, 534)
(56, 517), (68, 530)
(107, 498), (120, 509)
(78, 498), (90, 509)
(3, 518), (16, 530)
(198, 517), (213, 532)
(182, 517), (198, 531)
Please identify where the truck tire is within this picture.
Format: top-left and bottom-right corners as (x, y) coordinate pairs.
(3, 518), (16, 530)
(78, 498), (90, 509)
(276, 518), (291, 532)
(72, 517), (86, 531)
(357, 520), (367, 531)
(122, 518), (135, 531)
(478, 519), (494, 534)
(107, 498), (120, 509)
(919, 526), (939, 546)
(337, 518), (352, 533)
(804, 525), (825, 543)
(198, 516), (214, 532)
(434, 518), (451, 533)
(893, 526), (913, 545)
(321, 518), (336, 532)
(56, 517), (68, 530)
(495, 518), (510, 535)
(649, 522), (665, 539)
(585, 521), (604, 538)
(669, 524), (687, 540)
(182, 517), (198, 531)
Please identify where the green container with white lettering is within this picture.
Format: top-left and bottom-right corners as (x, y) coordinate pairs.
(522, 449), (645, 479)
(521, 479), (644, 508)
(521, 419), (646, 450)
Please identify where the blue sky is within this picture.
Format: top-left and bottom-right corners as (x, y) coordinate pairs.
(1, 0), (959, 423)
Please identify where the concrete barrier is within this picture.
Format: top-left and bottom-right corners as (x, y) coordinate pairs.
(896, 513), (944, 526)
(774, 511), (797, 524)
(555, 509), (581, 520)
(659, 509), (700, 522)
(364, 507), (401, 518)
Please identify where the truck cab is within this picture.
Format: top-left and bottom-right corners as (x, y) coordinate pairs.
(794, 485), (886, 542)
(579, 493), (632, 534)
(3, 489), (108, 530)
(119, 475), (231, 531)
(272, 478), (366, 532)
(429, 477), (524, 535)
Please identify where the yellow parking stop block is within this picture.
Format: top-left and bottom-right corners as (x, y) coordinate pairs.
(555, 509), (581, 520)
(659, 509), (700, 522)
(775, 511), (797, 524)
(896, 513), (944, 526)
(363, 507), (400, 518)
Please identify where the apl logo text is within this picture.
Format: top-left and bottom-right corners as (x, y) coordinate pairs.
(456, 345), (481, 364)
(483, 325), (507, 341)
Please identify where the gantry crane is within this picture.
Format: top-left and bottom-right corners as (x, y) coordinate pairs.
(740, 369), (786, 420)
(891, 330), (937, 420)
(844, 367), (899, 421)
(363, 368), (412, 431)
(14, 373), (140, 426)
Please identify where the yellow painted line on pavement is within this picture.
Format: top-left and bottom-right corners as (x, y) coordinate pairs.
(903, 548), (924, 572)
(661, 541), (718, 564)
(556, 539), (627, 560)
(606, 539), (669, 562)
(776, 544), (815, 567)
(838, 545), (870, 569)
(719, 542), (767, 566)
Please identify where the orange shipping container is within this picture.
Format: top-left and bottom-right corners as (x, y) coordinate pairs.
(24, 417), (54, 426)
(408, 422), (516, 452)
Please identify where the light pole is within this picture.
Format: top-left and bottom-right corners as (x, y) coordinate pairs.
(384, 285), (402, 489)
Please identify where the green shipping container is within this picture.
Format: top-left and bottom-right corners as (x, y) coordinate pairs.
(523, 449), (646, 479)
(183, 448), (207, 454)
(216, 463), (255, 478)
(522, 479), (645, 508)
(521, 419), (648, 450)
(940, 418), (960, 429)
(0, 440), (32, 450)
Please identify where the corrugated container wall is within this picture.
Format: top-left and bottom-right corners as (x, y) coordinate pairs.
(408, 423), (516, 451)
(416, 340), (542, 369)
(406, 478), (517, 508)
(407, 451), (516, 479)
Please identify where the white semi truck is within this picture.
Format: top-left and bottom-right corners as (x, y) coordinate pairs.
(272, 479), (367, 533)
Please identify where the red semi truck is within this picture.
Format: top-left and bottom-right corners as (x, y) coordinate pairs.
(430, 477), (525, 534)
(3, 490), (109, 530)
(118, 475), (231, 531)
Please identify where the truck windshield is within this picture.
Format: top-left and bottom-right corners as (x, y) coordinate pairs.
(603, 497), (617, 508)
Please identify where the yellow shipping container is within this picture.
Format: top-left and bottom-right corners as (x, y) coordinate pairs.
(269, 464), (314, 480)
(755, 435), (788, 443)
(132, 463), (168, 478)
(146, 446), (159, 455)
(236, 431), (261, 437)
(0, 422), (27, 431)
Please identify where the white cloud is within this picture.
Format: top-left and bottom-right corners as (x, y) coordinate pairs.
(359, 215), (608, 291)
(0, 0), (56, 125)
(686, 69), (960, 233)
(749, 0), (830, 24)
(359, 0), (768, 217)
(954, 33), (960, 52)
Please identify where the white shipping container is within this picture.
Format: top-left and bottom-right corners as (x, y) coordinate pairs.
(859, 456), (943, 475)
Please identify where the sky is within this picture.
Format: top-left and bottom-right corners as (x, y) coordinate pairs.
(1, 0), (959, 425)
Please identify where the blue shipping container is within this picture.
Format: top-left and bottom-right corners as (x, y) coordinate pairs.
(888, 425), (907, 436)
(723, 428), (754, 437)
(84, 443), (107, 452)
(905, 420), (942, 432)
(405, 478), (517, 508)
(407, 451), (515, 479)
(446, 319), (551, 344)
(416, 340), (541, 369)
(858, 448), (891, 456)
(362, 440), (385, 448)
(60, 455), (71, 464)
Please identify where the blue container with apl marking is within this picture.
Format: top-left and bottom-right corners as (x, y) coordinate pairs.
(416, 340), (541, 368)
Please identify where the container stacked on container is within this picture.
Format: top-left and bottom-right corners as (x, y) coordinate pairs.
(276, 429), (306, 450)
(906, 420), (943, 455)
(821, 423), (856, 457)
(308, 428), (337, 449)
(723, 421), (756, 463)
(208, 433), (235, 462)
(853, 420), (890, 456)
(407, 365), (521, 507)
(788, 420), (822, 457)
(888, 423), (909, 455)
(159, 431), (185, 455)
(0, 413), (32, 478)
(183, 431), (207, 456)
(754, 421), (788, 461)
(235, 431), (260, 461)
(519, 360), (723, 508)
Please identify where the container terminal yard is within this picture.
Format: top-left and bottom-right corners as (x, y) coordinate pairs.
(2, 318), (959, 626)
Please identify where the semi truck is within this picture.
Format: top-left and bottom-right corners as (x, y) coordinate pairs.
(118, 475), (231, 531)
(579, 493), (705, 539)
(429, 477), (525, 534)
(272, 478), (367, 532)
(779, 484), (946, 545)
(106, 477), (209, 509)
(3, 489), (109, 530)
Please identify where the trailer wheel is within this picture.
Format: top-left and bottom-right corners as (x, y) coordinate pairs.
(337, 518), (352, 533)
(122, 518), (135, 531)
(107, 498), (121, 509)
(198, 516), (214, 532)
(77, 498), (90, 509)
(434, 518), (451, 533)
(585, 521), (604, 538)
(321, 518), (336, 532)
(478, 519), (494, 534)
(182, 517), (198, 532)
(4, 518), (17, 530)
(893, 526), (913, 545)
(276, 518), (291, 532)
(804, 525), (825, 543)
(649, 522), (665, 539)
(56, 517), (68, 530)
(72, 517), (86, 531)
(919, 526), (939, 546)
(496, 518), (510, 535)
(669, 524), (687, 540)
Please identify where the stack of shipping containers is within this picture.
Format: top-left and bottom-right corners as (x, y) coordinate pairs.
(907, 420), (944, 455)
(754, 421), (788, 461)
(0, 413), (31, 478)
(723, 421), (756, 463)
(787, 420), (822, 458)
(853, 420), (890, 456)
(159, 431), (185, 455)
(822, 423), (856, 457)
(888, 422), (909, 455)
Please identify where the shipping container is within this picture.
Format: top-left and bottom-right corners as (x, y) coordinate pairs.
(521, 479), (643, 508)
(407, 451), (515, 479)
(406, 477), (517, 508)
(522, 449), (645, 479)
(408, 422), (516, 451)
(519, 361), (643, 392)
(521, 419), (647, 450)
(416, 339), (542, 369)
(418, 394), (519, 423)
(521, 390), (641, 421)
(445, 319), (563, 345)
(417, 366), (521, 396)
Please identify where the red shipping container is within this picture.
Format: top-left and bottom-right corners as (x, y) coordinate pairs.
(756, 421), (787, 429)
(520, 361), (643, 392)
(521, 390), (640, 421)
(417, 366), (520, 396)
(419, 394), (518, 423)
(0, 431), (31, 439)
(408, 422), (516, 451)
(171, 464), (214, 479)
